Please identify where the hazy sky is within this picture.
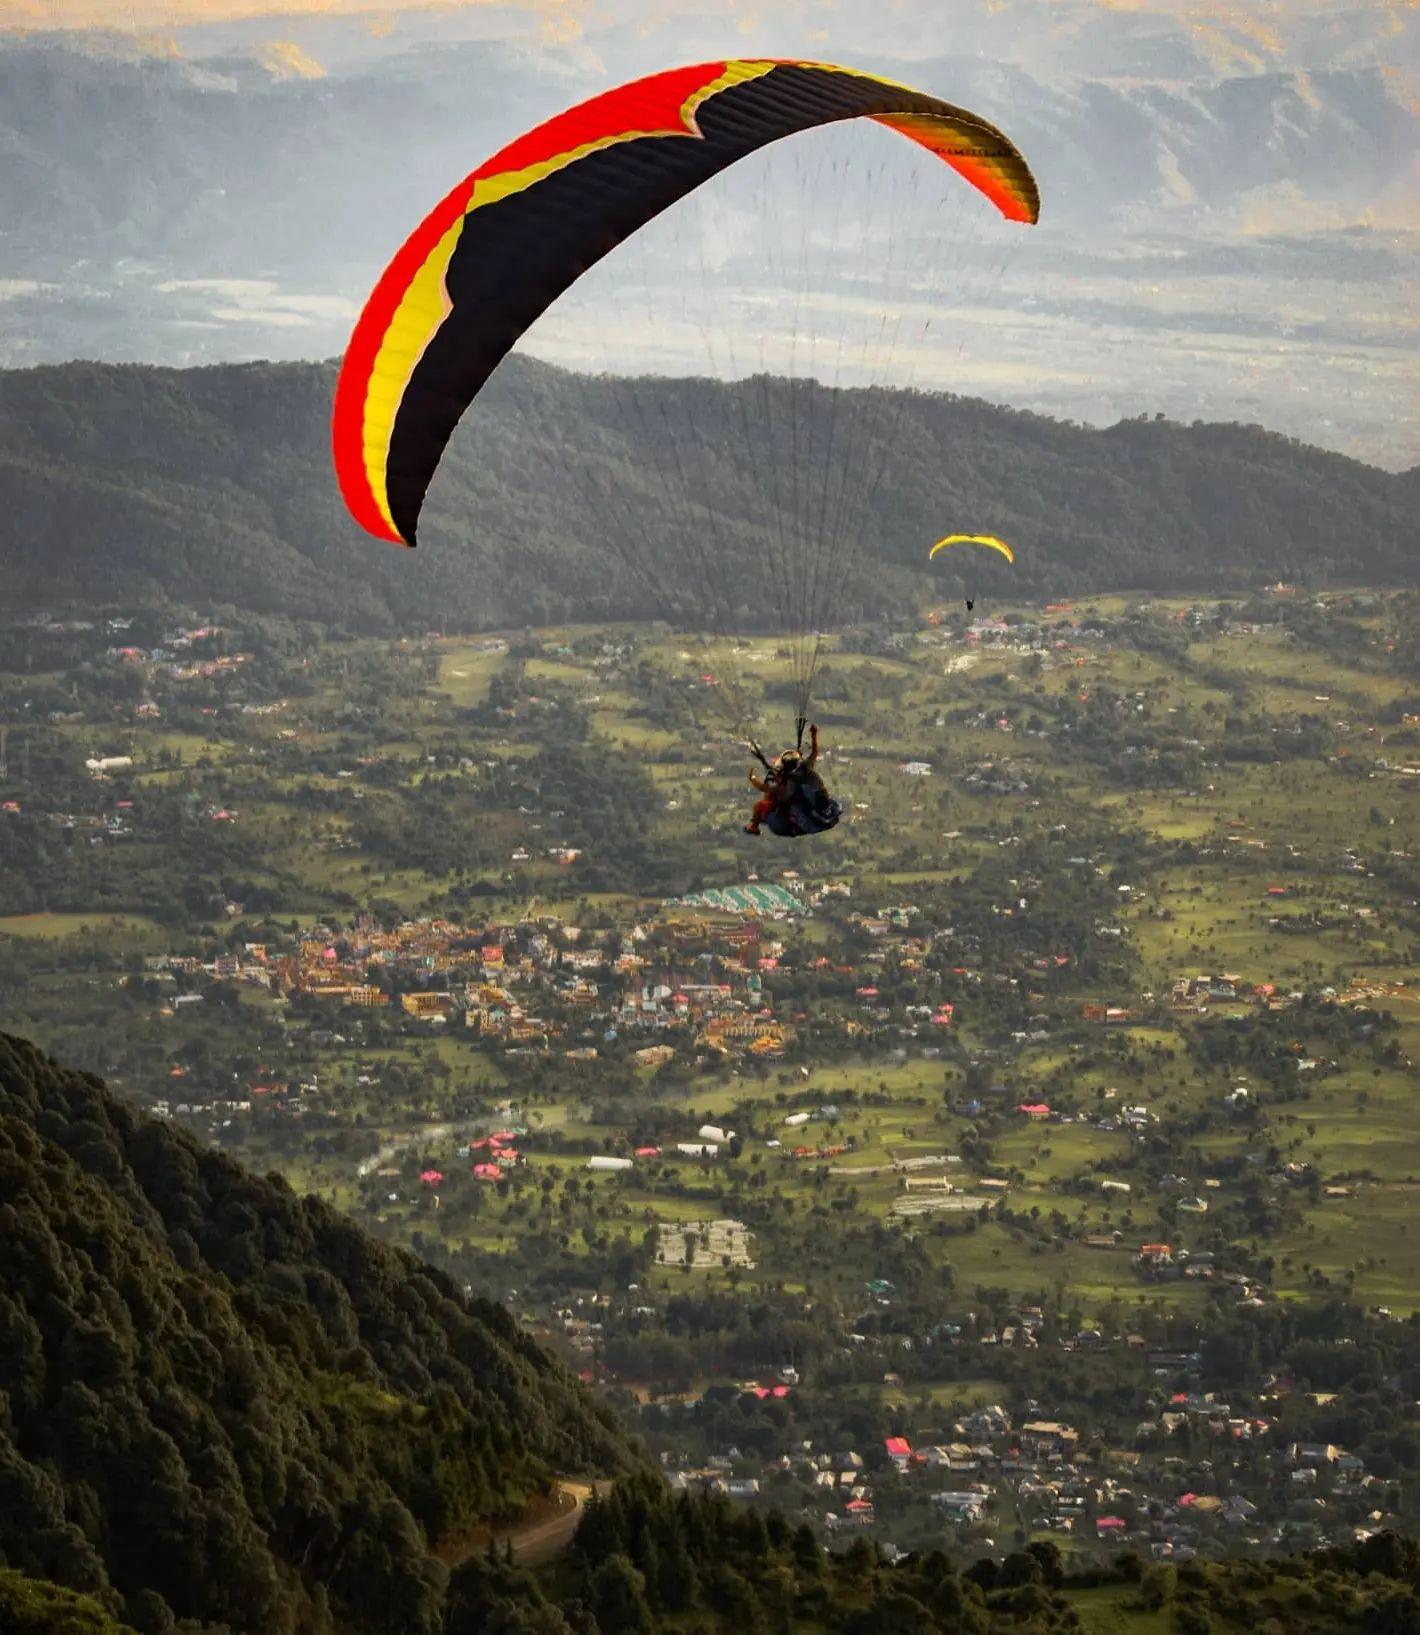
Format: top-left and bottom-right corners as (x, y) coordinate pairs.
(1, 0), (1415, 467)
(17, 0), (686, 28)
(19, 0), (563, 25)
(5, 0), (1387, 14)
(9, 0), (1410, 45)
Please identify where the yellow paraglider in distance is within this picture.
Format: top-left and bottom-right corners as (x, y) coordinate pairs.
(928, 534), (1015, 565)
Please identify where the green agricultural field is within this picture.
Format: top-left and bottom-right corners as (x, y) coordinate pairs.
(990, 1121), (1132, 1182)
(0, 912), (165, 943)
(4, 590), (1418, 1348)
(1274, 1188), (1420, 1313)
(1066, 1583), (1171, 1635)
(841, 1378), (1007, 1411)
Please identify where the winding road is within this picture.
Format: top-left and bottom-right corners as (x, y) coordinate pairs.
(439, 1480), (605, 1571)
(497, 1480), (599, 1564)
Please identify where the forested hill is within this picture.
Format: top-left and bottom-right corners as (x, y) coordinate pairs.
(0, 358), (1414, 632)
(0, 1029), (638, 1635)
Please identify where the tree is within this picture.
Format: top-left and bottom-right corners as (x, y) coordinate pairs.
(591, 1554), (653, 1635)
(843, 1591), (936, 1635)
(996, 1552), (1040, 1590)
(1025, 1540), (1064, 1589)
(790, 1523), (822, 1577)
(1139, 1562), (1177, 1610)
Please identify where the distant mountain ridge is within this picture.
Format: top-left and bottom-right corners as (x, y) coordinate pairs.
(1, 26), (1414, 466)
(0, 357), (1413, 632)
(2, 29), (1409, 278)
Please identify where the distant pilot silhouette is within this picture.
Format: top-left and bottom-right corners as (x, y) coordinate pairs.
(965, 599), (975, 613)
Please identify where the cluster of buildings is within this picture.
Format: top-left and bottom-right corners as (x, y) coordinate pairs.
(103, 623), (254, 703)
(258, 911), (817, 1058)
(663, 1365), (1385, 1559)
(1170, 972), (1288, 1012)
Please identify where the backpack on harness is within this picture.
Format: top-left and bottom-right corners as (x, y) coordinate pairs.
(764, 779), (842, 838)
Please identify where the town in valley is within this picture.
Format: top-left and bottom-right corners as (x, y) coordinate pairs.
(3, 586), (1418, 1566)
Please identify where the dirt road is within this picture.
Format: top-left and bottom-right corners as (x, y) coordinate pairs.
(498, 1480), (595, 1564)
(437, 1479), (609, 1570)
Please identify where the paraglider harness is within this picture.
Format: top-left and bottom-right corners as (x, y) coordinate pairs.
(747, 717), (842, 838)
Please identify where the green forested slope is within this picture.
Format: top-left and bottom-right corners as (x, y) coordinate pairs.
(0, 1572), (140, 1635)
(0, 1029), (637, 1635)
(0, 358), (1413, 631)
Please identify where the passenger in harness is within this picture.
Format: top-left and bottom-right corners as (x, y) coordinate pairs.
(744, 723), (841, 837)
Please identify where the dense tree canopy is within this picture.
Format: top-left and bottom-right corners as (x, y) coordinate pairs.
(0, 358), (1414, 631)
(0, 1030), (637, 1634)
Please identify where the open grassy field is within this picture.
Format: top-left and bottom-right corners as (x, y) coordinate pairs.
(1066, 1584), (1171, 1635)
(0, 912), (165, 941)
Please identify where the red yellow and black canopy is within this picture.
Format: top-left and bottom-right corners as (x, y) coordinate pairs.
(333, 58), (1040, 547)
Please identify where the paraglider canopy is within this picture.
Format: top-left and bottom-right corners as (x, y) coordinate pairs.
(928, 533), (1015, 565)
(333, 58), (1040, 550)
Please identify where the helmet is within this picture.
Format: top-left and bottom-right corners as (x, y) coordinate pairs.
(778, 750), (802, 773)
